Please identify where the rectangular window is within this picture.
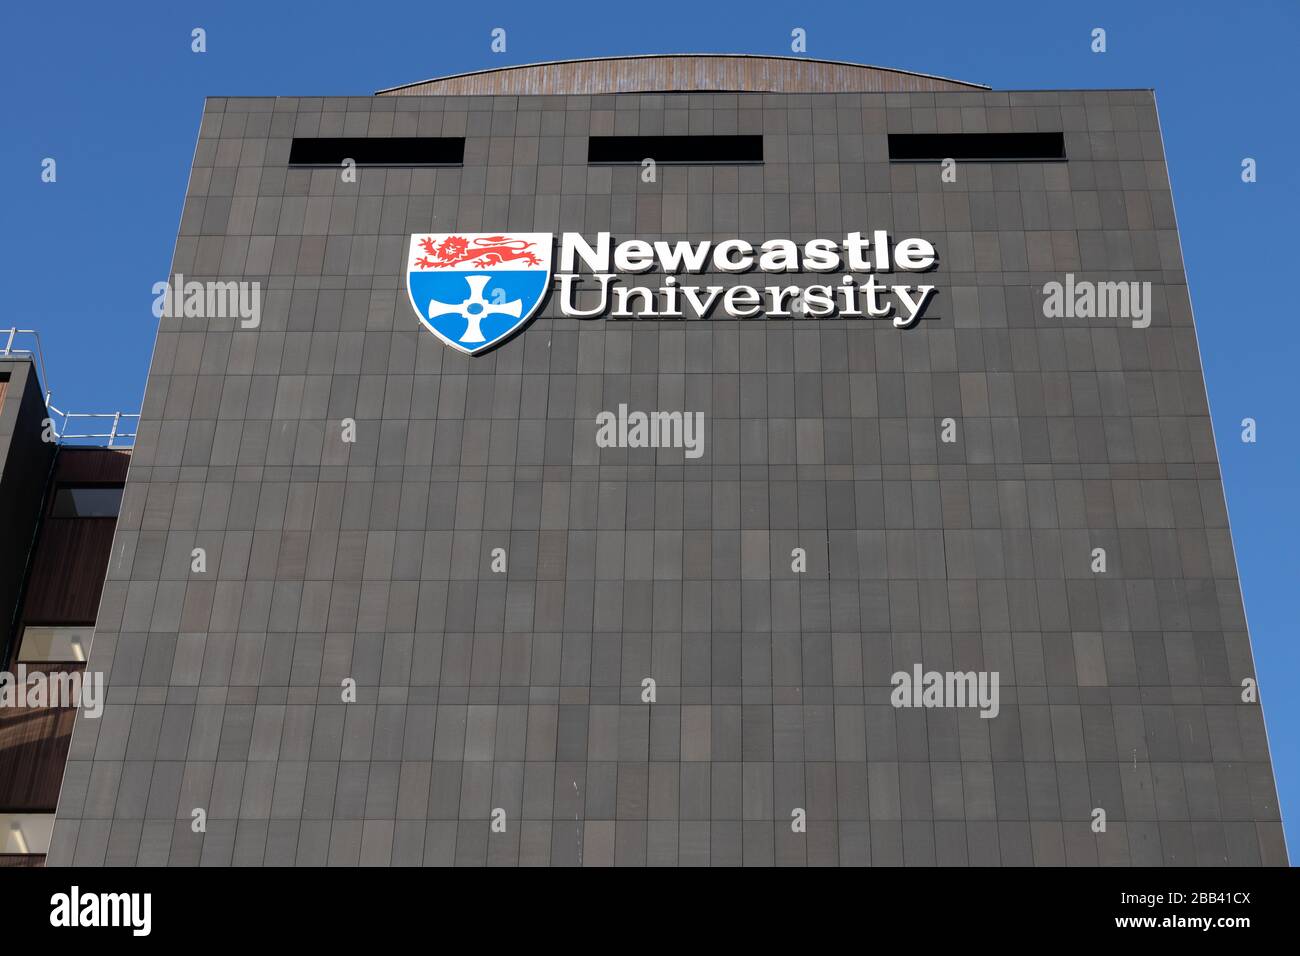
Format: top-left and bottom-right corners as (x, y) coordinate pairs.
(50, 485), (123, 518)
(588, 135), (764, 164)
(0, 814), (54, 855)
(17, 626), (93, 663)
(287, 137), (465, 166)
(888, 132), (1067, 162)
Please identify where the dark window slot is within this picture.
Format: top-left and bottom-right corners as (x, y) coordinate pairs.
(888, 132), (1066, 162)
(288, 137), (464, 166)
(50, 485), (124, 519)
(588, 135), (763, 164)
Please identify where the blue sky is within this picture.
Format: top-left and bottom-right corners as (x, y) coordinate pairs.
(2, 0), (1297, 858)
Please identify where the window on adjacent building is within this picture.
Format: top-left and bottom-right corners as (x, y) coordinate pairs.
(50, 484), (123, 518)
(0, 814), (54, 855)
(17, 626), (93, 663)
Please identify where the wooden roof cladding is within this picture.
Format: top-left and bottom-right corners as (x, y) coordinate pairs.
(376, 54), (987, 97)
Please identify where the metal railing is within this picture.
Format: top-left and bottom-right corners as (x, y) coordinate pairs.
(0, 328), (53, 403)
(0, 328), (140, 448)
(55, 411), (139, 448)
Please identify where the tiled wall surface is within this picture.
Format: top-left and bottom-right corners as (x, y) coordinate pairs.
(48, 90), (1286, 865)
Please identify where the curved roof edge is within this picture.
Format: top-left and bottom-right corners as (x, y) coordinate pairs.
(376, 54), (989, 96)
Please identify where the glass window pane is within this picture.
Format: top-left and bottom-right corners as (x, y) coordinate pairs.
(50, 485), (123, 518)
(0, 814), (54, 855)
(17, 626), (93, 663)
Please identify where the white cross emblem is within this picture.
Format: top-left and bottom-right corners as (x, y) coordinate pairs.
(426, 275), (523, 343)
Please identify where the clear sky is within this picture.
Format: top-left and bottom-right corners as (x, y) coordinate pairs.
(2, 0), (1296, 859)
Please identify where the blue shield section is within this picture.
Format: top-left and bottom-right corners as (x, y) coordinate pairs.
(409, 270), (550, 354)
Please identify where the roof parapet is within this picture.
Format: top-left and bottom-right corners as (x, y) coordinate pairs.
(378, 53), (988, 97)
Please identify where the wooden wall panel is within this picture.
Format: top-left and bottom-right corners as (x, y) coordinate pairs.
(0, 668), (81, 811)
(16, 448), (129, 628)
(20, 519), (117, 625)
(54, 447), (130, 484)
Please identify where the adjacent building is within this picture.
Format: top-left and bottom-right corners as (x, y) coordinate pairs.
(1, 335), (131, 864)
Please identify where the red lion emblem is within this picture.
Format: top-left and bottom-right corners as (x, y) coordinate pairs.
(413, 235), (542, 269)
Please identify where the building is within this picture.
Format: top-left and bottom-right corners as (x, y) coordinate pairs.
(28, 55), (1288, 865)
(0, 333), (132, 864)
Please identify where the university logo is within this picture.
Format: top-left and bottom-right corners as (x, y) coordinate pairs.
(406, 233), (553, 354)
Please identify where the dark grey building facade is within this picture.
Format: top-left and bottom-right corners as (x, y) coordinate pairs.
(47, 55), (1286, 866)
